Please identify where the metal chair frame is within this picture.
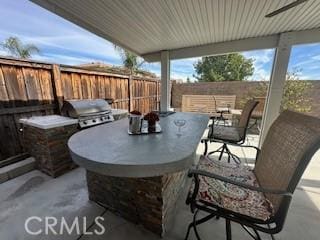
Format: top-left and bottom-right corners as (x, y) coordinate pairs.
(210, 95), (233, 126)
(202, 136), (245, 164)
(204, 100), (258, 164)
(185, 132), (320, 240)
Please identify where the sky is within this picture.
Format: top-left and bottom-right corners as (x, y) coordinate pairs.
(1, 0), (320, 81)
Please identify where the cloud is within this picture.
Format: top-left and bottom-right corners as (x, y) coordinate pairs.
(0, 49), (7, 56)
(0, 0), (122, 66)
(171, 58), (199, 81)
(312, 54), (320, 61)
(243, 49), (274, 64)
(252, 68), (271, 81)
(171, 72), (192, 81)
(141, 62), (160, 76)
(299, 72), (320, 80)
(22, 34), (121, 60)
(0, 26), (122, 65)
(242, 49), (274, 81)
(32, 53), (102, 65)
(289, 44), (320, 80)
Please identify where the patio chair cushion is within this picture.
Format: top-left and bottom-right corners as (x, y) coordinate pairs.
(191, 156), (274, 221)
(208, 125), (242, 143)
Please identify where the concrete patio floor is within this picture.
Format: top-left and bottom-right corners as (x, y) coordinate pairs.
(0, 134), (319, 240)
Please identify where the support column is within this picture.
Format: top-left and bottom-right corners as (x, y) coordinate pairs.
(259, 33), (293, 145)
(160, 51), (170, 111)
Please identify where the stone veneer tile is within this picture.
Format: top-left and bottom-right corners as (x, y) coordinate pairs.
(86, 170), (187, 236)
(23, 124), (78, 177)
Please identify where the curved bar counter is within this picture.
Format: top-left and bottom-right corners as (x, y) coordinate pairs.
(68, 112), (209, 236)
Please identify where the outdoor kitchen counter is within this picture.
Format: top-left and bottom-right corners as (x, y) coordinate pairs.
(68, 112), (209, 177)
(68, 112), (208, 236)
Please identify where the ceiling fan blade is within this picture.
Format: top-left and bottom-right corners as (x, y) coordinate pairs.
(265, 0), (308, 18)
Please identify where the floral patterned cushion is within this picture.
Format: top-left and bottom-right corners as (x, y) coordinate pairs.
(191, 156), (274, 221)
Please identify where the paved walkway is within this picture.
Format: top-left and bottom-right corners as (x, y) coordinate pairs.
(0, 135), (319, 240)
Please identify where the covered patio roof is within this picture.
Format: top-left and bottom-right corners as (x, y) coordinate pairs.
(31, 0), (320, 143)
(31, 0), (320, 60)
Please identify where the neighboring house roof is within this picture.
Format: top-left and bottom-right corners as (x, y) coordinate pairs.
(77, 62), (158, 78)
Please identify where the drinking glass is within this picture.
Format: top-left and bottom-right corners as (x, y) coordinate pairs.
(174, 119), (186, 136)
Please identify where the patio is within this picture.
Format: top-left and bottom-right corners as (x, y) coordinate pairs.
(1, 133), (319, 240)
(1, 1), (320, 239)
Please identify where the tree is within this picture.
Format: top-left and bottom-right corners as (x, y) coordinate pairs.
(114, 45), (144, 75)
(1, 36), (40, 59)
(194, 53), (254, 82)
(114, 45), (145, 111)
(244, 69), (312, 113)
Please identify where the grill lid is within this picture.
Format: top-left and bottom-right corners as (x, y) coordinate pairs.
(61, 99), (112, 118)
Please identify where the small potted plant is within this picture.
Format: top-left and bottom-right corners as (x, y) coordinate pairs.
(143, 112), (159, 133)
(130, 110), (142, 116)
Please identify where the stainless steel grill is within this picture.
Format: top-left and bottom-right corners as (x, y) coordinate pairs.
(61, 99), (114, 128)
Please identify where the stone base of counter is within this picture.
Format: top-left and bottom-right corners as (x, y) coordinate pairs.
(23, 124), (78, 177)
(86, 170), (187, 236)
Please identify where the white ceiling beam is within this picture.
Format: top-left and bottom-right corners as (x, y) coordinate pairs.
(290, 28), (320, 45)
(143, 28), (320, 62)
(143, 35), (279, 62)
(171, 35), (280, 60)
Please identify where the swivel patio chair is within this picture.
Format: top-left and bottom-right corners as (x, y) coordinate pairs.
(248, 97), (266, 132)
(202, 99), (259, 164)
(211, 95), (229, 126)
(209, 95), (236, 126)
(185, 110), (320, 240)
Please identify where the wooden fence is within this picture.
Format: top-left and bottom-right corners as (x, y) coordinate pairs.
(0, 57), (160, 161)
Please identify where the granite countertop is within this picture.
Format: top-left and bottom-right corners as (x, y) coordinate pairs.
(19, 109), (128, 129)
(68, 112), (209, 177)
(19, 115), (78, 129)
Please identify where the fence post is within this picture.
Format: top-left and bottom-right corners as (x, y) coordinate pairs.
(52, 64), (64, 112)
(128, 75), (133, 111)
(156, 81), (158, 110)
